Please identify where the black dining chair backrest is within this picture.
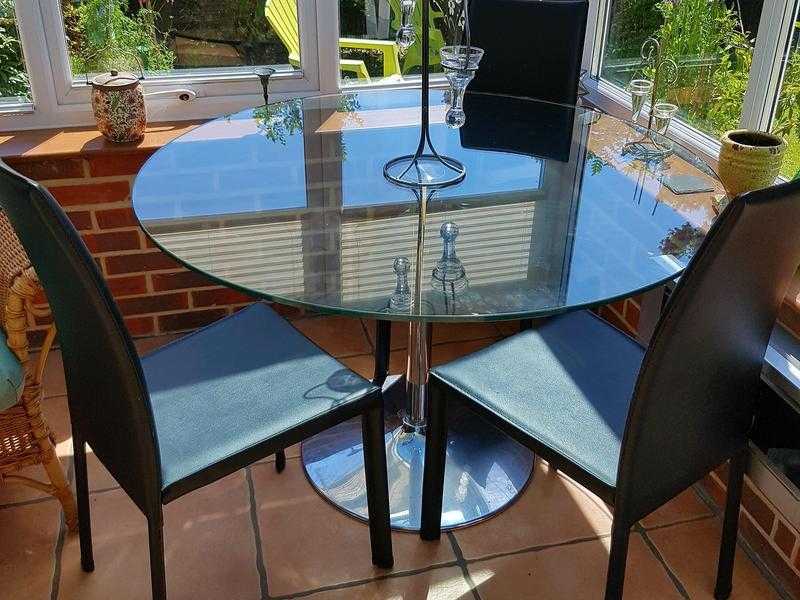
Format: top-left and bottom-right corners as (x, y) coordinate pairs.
(460, 93), (577, 162)
(616, 179), (800, 521)
(0, 161), (161, 515)
(467, 0), (589, 104)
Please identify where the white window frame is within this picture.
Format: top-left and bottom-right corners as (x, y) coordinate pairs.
(584, 0), (800, 161)
(2, 0), (798, 163)
(1, 0), (328, 131)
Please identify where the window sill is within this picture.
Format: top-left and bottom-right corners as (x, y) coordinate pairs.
(0, 121), (204, 161)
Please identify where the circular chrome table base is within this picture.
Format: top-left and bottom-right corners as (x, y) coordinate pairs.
(301, 376), (535, 532)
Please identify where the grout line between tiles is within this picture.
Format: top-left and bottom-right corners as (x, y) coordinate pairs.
(245, 466), (271, 600)
(640, 512), (717, 532)
(0, 493), (60, 511)
(635, 524), (691, 599)
(49, 509), (67, 600)
(693, 482), (723, 517)
(446, 531), (483, 600)
(268, 561), (461, 600)
(464, 532), (612, 565)
(49, 456), (73, 600)
(88, 484), (123, 497)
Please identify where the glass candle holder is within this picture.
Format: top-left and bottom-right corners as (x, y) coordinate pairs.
(628, 79), (653, 122)
(396, 0), (417, 50)
(440, 46), (484, 129)
(652, 102), (678, 136)
(389, 256), (412, 311)
(432, 222), (467, 292)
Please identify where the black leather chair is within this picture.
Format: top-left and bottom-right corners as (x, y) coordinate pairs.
(419, 179), (800, 599)
(0, 160), (393, 599)
(467, 0), (589, 104)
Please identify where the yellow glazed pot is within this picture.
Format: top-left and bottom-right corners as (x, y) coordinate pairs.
(718, 129), (787, 198)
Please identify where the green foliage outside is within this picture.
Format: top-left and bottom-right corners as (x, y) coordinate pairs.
(68, 0), (174, 74)
(0, 0), (30, 100)
(604, 0), (800, 179)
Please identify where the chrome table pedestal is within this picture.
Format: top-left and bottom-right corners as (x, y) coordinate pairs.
(301, 372), (535, 531)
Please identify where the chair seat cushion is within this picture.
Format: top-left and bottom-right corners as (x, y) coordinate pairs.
(0, 330), (24, 412)
(431, 311), (644, 488)
(142, 303), (378, 494)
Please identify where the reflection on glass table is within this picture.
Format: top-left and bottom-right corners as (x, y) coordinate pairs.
(133, 89), (723, 531)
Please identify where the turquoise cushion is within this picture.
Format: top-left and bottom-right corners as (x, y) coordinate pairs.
(0, 330), (24, 412)
(431, 311), (645, 488)
(142, 303), (378, 496)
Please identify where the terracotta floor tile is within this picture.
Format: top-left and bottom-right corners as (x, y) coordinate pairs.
(38, 347), (66, 399)
(640, 487), (714, 530)
(454, 459), (613, 559)
(431, 338), (501, 366)
(647, 518), (781, 599)
(250, 460), (456, 597)
(293, 316), (372, 358)
(468, 533), (682, 599)
(0, 500), (61, 599)
(305, 566), (473, 599)
(431, 322), (502, 344)
(58, 472), (260, 600)
(340, 354), (376, 380)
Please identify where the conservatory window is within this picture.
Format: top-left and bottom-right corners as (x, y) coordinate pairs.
(0, 0), (31, 111)
(771, 8), (800, 179)
(337, 0), (463, 86)
(61, 0), (302, 80)
(598, 0), (765, 139)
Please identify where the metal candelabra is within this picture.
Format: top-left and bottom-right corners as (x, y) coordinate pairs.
(623, 37), (679, 160)
(383, 0), (482, 189)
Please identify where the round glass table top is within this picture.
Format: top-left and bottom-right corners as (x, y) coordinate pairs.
(132, 89), (724, 322)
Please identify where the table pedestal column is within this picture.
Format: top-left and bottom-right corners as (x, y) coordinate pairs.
(300, 329), (535, 532)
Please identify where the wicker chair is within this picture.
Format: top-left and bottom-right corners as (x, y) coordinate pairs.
(0, 212), (77, 530)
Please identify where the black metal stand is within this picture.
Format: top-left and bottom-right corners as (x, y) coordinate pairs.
(383, 0), (466, 189)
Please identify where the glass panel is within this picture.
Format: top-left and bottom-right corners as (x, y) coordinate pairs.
(132, 90), (724, 321)
(0, 0), (31, 104)
(773, 13), (800, 180)
(338, 0), (463, 85)
(62, 0), (300, 78)
(601, 0), (764, 138)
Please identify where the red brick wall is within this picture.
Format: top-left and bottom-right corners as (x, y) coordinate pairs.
(704, 470), (800, 598)
(5, 152), (260, 346)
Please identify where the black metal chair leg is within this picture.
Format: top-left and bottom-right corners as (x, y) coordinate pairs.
(148, 511), (168, 600)
(604, 521), (631, 600)
(714, 448), (747, 600)
(420, 381), (447, 541)
(361, 400), (393, 568)
(373, 320), (391, 387)
(274, 449), (286, 473)
(73, 433), (94, 573)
